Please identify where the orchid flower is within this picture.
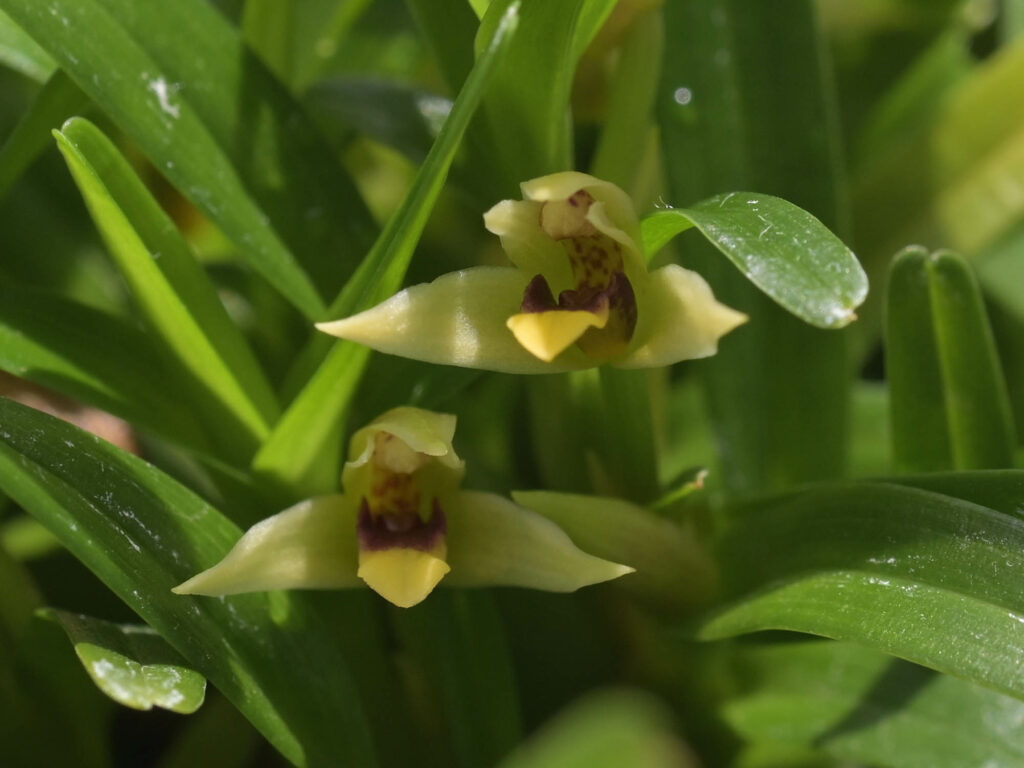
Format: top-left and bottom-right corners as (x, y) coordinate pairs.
(317, 172), (746, 373)
(174, 407), (632, 608)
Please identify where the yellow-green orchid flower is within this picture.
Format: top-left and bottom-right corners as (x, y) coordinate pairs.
(173, 407), (632, 608)
(317, 172), (746, 373)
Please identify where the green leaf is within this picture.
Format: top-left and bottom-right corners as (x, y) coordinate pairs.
(0, 398), (376, 767)
(0, 7), (53, 81)
(0, 283), (210, 451)
(856, 34), (1024, 260)
(0, 70), (88, 201)
(407, 0), (479, 94)
(589, 7), (661, 190)
(657, 0), (852, 494)
(55, 117), (279, 462)
(0, 0), (377, 318)
(642, 194), (866, 330)
(304, 77), (450, 164)
(886, 247), (1015, 471)
(251, 3), (519, 500)
(40, 609), (206, 714)
(498, 689), (693, 768)
(393, 592), (521, 768)
(725, 640), (1024, 768)
(475, 0), (602, 188)
(698, 481), (1024, 701)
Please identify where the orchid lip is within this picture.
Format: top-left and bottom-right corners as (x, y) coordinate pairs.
(357, 497), (447, 553)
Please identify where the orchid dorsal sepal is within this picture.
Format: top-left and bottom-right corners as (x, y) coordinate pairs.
(174, 407), (633, 608)
(317, 172), (746, 373)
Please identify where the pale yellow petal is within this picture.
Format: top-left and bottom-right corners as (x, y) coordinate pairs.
(357, 549), (450, 608)
(618, 264), (747, 369)
(521, 171), (643, 256)
(482, 200), (575, 292)
(506, 307), (608, 362)
(444, 491), (634, 591)
(316, 267), (592, 373)
(172, 496), (358, 596)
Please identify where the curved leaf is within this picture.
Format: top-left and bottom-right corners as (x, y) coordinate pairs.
(642, 194), (867, 329)
(41, 609), (206, 714)
(55, 117), (279, 461)
(726, 640), (1024, 768)
(699, 481), (1024, 701)
(886, 247), (1015, 471)
(0, 0), (377, 317)
(0, 398), (376, 767)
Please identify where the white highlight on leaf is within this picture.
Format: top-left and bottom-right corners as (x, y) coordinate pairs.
(147, 76), (181, 119)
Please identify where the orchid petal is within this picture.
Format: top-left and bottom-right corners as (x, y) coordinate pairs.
(618, 264), (747, 369)
(345, 407), (461, 472)
(513, 491), (718, 610)
(506, 306), (608, 362)
(444, 491), (634, 591)
(172, 496), (359, 596)
(520, 171), (642, 252)
(357, 548), (450, 608)
(316, 267), (592, 373)
(483, 200), (575, 292)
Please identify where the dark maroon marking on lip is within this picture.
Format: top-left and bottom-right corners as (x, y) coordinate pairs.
(520, 274), (558, 313)
(358, 498), (447, 553)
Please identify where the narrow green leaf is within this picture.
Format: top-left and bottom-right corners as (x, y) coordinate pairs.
(242, 0), (295, 86)
(0, 398), (377, 767)
(699, 481), (1024, 701)
(406, 0), (479, 94)
(55, 117), (279, 461)
(474, 0), (590, 187)
(590, 7), (662, 190)
(498, 690), (692, 768)
(642, 194), (866, 329)
(0, 0), (377, 317)
(0, 7), (53, 81)
(0, 284), (210, 451)
(0, 70), (88, 201)
(887, 247), (1015, 471)
(657, 0), (852, 494)
(251, 4), (519, 500)
(726, 640), (1024, 768)
(886, 247), (951, 471)
(304, 78), (450, 164)
(394, 592), (521, 768)
(41, 609), (206, 714)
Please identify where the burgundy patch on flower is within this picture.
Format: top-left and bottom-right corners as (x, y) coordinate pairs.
(520, 274), (558, 313)
(357, 497), (447, 553)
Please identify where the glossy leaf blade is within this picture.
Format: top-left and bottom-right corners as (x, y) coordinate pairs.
(726, 640), (1024, 767)
(887, 247), (1015, 471)
(55, 117), (279, 460)
(252, 4), (518, 499)
(699, 481), (1024, 700)
(41, 609), (206, 714)
(0, 398), (376, 767)
(0, 0), (377, 317)
(642, 194), (866, 329)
